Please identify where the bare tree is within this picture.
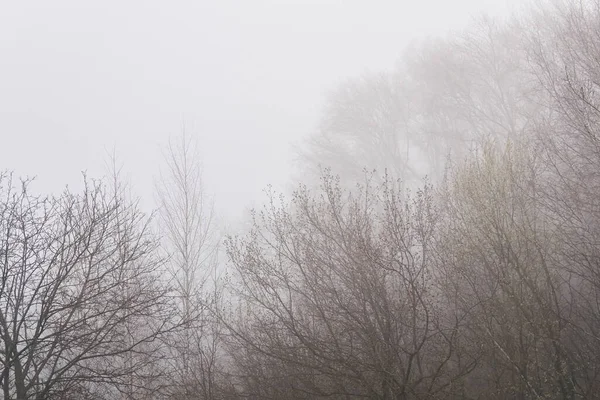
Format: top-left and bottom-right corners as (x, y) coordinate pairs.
(524, 1), (600, 395)
(223, 172), (473, 399)
(297, 74), (421, 188)
(0, 171), (178, 400)
(434, 139), (589, 399)
(156, 133), (224, 399)
(297, 15), (540, 189)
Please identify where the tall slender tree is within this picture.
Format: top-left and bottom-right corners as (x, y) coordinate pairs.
(156, 132), (223, 399)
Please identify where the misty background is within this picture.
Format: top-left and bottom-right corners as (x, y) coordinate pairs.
(8, 1), (600, 399)
(0, 0), (519, 224)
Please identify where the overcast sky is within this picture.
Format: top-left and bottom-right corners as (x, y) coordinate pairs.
(0, 0), (521, 225)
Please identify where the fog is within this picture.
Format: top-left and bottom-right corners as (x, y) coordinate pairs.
(14, 1), (600, 399)
(1, 0), (517, 223)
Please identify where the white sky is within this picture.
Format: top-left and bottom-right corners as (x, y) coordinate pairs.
(0, 0), (521, 225)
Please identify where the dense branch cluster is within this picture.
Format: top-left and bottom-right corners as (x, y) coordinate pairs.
(0, 174), (178, 399)
(223, 1), (600, 398)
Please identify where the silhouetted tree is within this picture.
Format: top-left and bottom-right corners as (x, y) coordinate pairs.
(224, 172), (474, 399)
(0, 172), (179, 400)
